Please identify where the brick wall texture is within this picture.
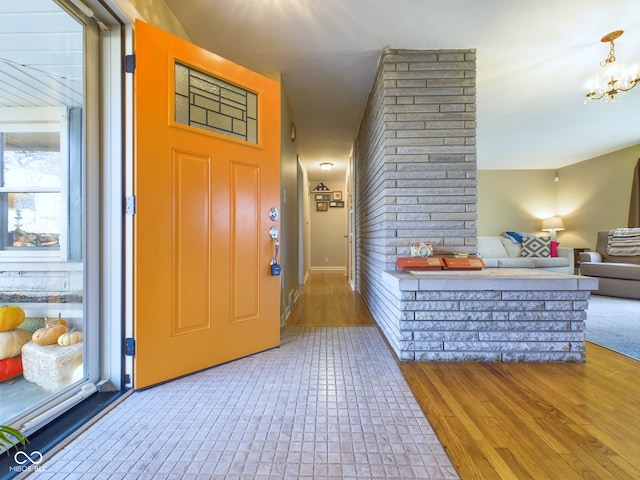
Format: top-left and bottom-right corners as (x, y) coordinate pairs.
(382, 284), (587, 362)
(354, 48), (478, 338)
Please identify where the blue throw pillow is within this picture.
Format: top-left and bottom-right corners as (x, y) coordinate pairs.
(505, 231), (524, 243)
(505, 231), (536, 244)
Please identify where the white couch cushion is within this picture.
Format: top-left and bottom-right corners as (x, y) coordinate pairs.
(482, 258), (499, 267)
(498, 258), (535, 268)
(477, 237), (508, 258)
(532, 257), (570, 268)
(501, 238), (522, 257)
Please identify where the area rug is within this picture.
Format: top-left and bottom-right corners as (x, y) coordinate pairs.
(585, 295), (640, 360)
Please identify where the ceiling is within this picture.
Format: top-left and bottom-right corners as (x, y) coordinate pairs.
(0, 1), (83, 109)
(164, 0), (640, 179)
(2, 1), (639, 180)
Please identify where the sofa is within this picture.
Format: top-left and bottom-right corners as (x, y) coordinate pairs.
(477, 236), (574, 274)
(579, 230), (640, 299)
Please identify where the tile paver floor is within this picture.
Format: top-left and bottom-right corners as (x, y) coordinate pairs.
(28, 327), (458, 479)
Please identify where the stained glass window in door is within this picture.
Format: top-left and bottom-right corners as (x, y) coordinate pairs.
(175, 62), (258, 143)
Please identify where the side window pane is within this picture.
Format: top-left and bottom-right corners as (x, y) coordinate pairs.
(3, 132), (61, 187)
(2, 131), (62, 250)
(0, 1), (87, 427)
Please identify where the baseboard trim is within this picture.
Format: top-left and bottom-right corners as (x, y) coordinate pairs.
(309, 266), (346, 273)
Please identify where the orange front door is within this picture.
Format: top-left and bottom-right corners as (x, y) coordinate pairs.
(133, 20), (281, 389)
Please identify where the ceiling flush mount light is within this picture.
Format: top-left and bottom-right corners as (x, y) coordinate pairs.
(319, 162), (333, 171)
(585, 30), (640, 104)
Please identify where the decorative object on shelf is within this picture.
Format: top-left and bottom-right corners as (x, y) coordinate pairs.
(541, 216), (565, 241)
(319, 162), (333, 171)
(410, 242), (433, 258)
(316, 201), (328, 212)
(311, 182), (330, 192)
(395, 256), (486, 271)
(585, 30), (639, 104)
(332, 191), (342, 201)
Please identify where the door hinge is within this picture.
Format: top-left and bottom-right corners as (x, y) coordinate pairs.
(125, 195), (136, 215)
(125, 337), (136, 357)
(125, 54), (135, 73)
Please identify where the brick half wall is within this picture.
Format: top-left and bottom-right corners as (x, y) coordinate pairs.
(380, 270), (598, 362)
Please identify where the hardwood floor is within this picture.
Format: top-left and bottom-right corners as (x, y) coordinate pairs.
(287, 272), (640, 480)
(399, 344), (640, 480)
(286, 271), (375, 326)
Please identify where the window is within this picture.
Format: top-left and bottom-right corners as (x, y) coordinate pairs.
(0, 0), (97, 433)
(0, 107), (82, 260)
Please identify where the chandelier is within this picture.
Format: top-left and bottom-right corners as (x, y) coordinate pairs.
(585, 30), (639, 104)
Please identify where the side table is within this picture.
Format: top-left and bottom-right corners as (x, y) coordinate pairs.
(572, 247), (591, 274)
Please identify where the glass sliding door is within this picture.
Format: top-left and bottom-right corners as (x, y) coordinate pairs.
(0, 0), (98, 433)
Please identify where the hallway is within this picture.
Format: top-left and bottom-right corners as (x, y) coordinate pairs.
(25, 272), (458, 479)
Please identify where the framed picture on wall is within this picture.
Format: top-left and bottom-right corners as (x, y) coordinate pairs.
(332, 191), (342, 201)
(315, 193), (331, 201)
(316, 201), (328, 211)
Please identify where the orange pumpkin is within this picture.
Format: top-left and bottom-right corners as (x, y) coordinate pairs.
(32, 315), (68, 346)
(0, 306), (26, 332)
(0, 356), (23, 382)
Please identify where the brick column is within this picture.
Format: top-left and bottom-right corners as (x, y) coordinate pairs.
(354, 48), (477, 341)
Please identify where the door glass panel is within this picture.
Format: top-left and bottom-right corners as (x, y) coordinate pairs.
(0, 1), (86, 425)
(174, 62), (258, 143)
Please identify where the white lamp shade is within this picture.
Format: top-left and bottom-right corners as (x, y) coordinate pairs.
(541, 216), (565, 231)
